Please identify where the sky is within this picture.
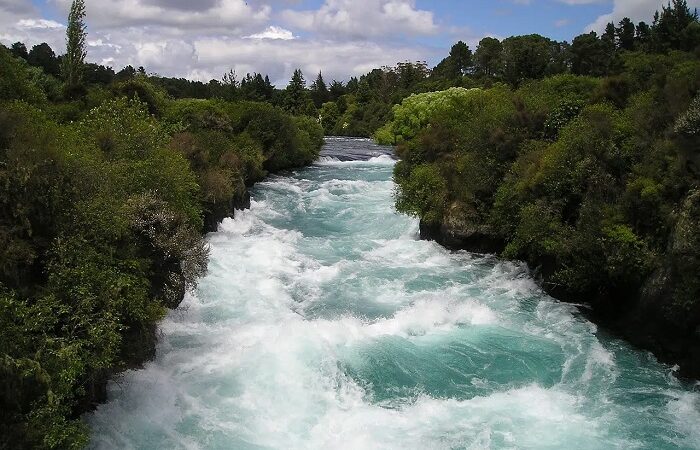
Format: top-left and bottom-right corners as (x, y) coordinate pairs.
(0, 0), (698, 85)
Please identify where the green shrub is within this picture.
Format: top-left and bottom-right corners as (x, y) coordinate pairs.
(394, 164), (447, 224)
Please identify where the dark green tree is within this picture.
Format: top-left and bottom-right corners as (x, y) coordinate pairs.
(115, 65), (136, 81)
(636, 21), (653, 50)
(435, 41), (473, 79)
(474, 37), (503, 77)
(571, 32), (616, 76)
(603, 22), (617, 44)
(284, 69), (316, 116)
(220, 69), (238, 101)
(84, 63), (115, 85)
(653, 0), (699, 50)
(346, 76), (360, 93)
(501, 34), (553, 85)
(310, 71), (329, 108)
(329, 80), (346, 101)
(240, 73), (274, 101)
(27, 43), (60, 76)
(617, 18), (636, 50)
(61, 0), (87, 95)
(10, 42), (27, 60)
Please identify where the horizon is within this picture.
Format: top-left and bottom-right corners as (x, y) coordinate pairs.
(1, 0), (698, 86)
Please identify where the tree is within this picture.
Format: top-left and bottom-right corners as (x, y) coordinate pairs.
(603, 22), (617, 45)
(10, 42), (27, 60)
(571, 32), (616, 76)
(653, 0), (699, 50)
(220, 69), (238, 101)
(329, 80), (346, 101)
(61, 0), (87, 96)
(240, 72), (274, 101)
(434, 41), (473, 79)
(284, 69), (316, 116)
(450, 41), (473, 76)
(346, 76), (360, 93)
(547, 41), (572, 75)
(395, 61), (429, 88)
(617, 18), (636, 50)
(115, 65), (136, 81)
(84, 63), (115, 85)
(320, 101), (340, 132)
(501, 34), (553, 85)
(474, 37), (503, 77)
(27, 43), (60, 76)
(310, 71), (329, 108)
(636, 21), (653, 51)
(681, 21), (700, 51)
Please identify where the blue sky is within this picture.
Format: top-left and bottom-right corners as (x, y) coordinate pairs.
(1, 0), (698, 83)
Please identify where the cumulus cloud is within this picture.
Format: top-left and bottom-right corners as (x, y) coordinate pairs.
(193, 36), (434, 84)
(50, 0), (270, 32)
(280, 0), (437, 38)
(0, 0), (443, 86)
(16, 19), (64, 30)
(0, 0), (65, 52)
(246, 25), (296, 40)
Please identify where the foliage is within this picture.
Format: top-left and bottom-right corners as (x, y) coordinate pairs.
(394, 163), (447, 224)
(386, 6), (700, 343)
(0, 46), (47, 104)
(0, 39), (323, 449)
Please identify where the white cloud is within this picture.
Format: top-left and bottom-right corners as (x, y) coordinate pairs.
(281, 0), (437, 38)
(0, 0), (458, 86)
(194, 36), (435, 85)
(246, 26), (296, 40)
(16, 18), (64, 29)
(0, 0), (65, 52)
(50, 0), (270, 32)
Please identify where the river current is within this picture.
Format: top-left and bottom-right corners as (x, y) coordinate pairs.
(88, 137), (700, 449)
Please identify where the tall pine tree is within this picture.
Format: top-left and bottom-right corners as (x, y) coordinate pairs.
(284, 69), (315, 116)
(310, 71), (329, 108)
(62, 0), (87, 96)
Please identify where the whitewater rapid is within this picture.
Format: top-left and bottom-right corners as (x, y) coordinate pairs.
(88, 138), (700, 449)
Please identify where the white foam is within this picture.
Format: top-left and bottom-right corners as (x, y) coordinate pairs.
(315, 154), (395, 167)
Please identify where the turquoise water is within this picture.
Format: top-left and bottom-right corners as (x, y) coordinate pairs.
(88, 138), (700, 449)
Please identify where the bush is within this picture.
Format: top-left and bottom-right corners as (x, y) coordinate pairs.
(394, 164), (447, 224)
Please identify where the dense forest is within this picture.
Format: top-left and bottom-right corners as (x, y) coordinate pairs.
(0, 1), (323, 447)
(379, 0), (700, 382)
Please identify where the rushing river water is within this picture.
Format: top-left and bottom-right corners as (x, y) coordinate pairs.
(88, 137), (700, 449)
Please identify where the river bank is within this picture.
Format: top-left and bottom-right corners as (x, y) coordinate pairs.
(419, 219), (700, 381)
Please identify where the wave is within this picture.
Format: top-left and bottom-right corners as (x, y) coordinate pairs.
(315, 154), (395, 166)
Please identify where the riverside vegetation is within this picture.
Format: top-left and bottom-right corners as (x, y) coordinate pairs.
(377, 1), (700, 382)
(0, 2), (322, 447)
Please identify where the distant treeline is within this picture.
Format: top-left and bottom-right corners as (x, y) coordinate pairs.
(7, 1), (700, 141)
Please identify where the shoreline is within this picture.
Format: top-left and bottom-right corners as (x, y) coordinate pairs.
(418, 220), (700, 382)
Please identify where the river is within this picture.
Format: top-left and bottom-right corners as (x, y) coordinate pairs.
(88, 137), (700, 449)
